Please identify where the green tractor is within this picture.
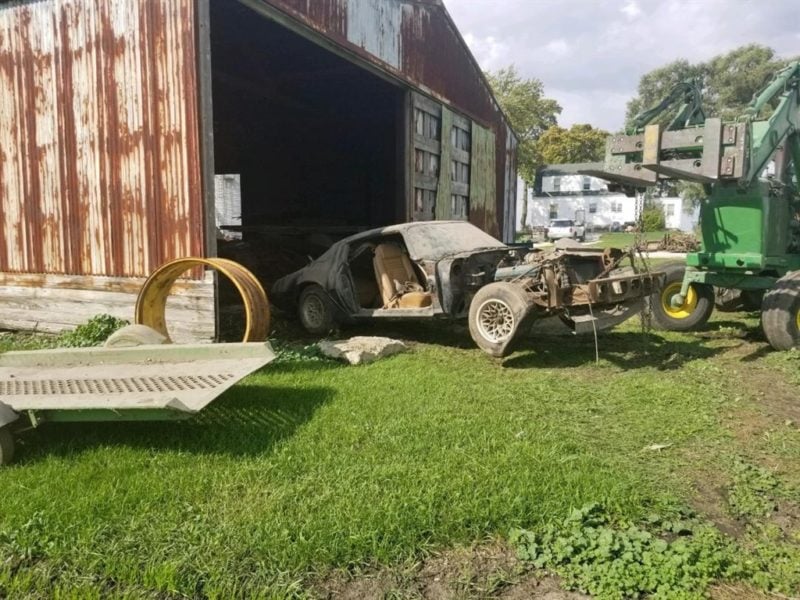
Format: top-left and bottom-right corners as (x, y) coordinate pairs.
(587, 62), (800, 349)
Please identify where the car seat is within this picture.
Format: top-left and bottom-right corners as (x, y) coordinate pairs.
(372, 243), (433, 309)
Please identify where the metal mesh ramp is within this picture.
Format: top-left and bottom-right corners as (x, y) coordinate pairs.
(0, 343), (275, 415)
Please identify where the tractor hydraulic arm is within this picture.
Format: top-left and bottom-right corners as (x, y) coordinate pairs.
(585, 61), (800, 190)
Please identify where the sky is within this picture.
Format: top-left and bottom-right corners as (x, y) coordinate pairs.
(445, 0), (800, 132)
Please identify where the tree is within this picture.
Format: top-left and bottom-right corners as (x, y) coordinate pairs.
(485, 66), (561, 183)
(624, 45), (798, 131)
(625, 45), (800, 207)
(625, 59), (707, 129)
(534, 124), (609, 165)
(485, 66), (561, 230)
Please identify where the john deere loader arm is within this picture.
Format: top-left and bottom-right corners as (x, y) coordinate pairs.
(588, 61), (800, 190)
(585, 62), (800, 348)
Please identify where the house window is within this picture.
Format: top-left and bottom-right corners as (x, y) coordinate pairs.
(582, 176), (591, 191)
(549, 203), (558, 219)
(612, 202), (622, 213)
(552, 176), (561, 193)
(665, 204), (675, 216)
(589, 201), (597, 214)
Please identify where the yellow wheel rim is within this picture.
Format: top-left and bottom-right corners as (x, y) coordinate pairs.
(661, 282), (698, 319)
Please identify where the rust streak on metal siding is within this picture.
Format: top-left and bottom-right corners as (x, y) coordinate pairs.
(0, 0), (204, 279)
(276, 0), (348, 39)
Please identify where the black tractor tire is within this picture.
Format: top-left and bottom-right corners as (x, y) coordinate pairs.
(649, 262), (714, 331)
(761, 271), (800, 351)
(469, 282), (532, 358)
(298, 285), (336, 335)
(0, 427), (14, 466)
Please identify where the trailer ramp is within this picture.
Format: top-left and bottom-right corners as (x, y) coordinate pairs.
(0, 343), (275, 422)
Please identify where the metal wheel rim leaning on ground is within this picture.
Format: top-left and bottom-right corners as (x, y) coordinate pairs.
(135, 257), (270, 342)
(661, 282), (698, 319)
(476, 298), (516, 343)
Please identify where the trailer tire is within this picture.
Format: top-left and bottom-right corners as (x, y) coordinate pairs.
(649, 262), (714, 331)
(469, 282), (532, 358)
(0, 427), (14, 466)
(298, 285), (336, 335)
(761, 271), (800, 351)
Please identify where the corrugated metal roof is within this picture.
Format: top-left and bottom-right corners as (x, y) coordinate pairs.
(0, 0), (205, 278)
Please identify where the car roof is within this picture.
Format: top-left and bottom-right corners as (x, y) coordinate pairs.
(342, 221), (482, 244)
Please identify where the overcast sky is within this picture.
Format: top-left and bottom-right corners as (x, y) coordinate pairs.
(445, 0), (799, 131)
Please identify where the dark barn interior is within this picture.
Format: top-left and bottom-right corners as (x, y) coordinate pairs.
(210, 0), (405, 247)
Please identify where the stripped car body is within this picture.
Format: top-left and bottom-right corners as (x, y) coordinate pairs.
(271, 221), (514, 325)
(271, 221), (662, 356)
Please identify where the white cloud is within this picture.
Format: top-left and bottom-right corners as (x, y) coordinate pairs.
(462, 32), (510, 71)
(621, 1), (642, 20)
(445, 0), (799, 131)
(544, 39), (570, 57)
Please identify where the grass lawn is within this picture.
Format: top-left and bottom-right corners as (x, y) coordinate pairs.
(597, 230), (671, 248)
(1, 313), (799, 598)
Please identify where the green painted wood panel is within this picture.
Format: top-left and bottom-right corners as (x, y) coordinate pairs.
(470, 122), (497, 236)
(435, 106), (453, 220)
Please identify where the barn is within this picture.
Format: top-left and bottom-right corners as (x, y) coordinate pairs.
(0, 0), (517, 340)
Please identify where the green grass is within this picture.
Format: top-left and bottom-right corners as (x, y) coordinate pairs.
(1, 314), (799, 598)
(597, 230), (669, 248)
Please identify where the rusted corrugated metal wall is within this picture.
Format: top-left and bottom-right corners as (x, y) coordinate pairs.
(264, 0), (517, 240)
(0, 0), (204, 278)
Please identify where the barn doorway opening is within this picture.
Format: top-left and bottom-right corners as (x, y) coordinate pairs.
(209, 0), (406, 289)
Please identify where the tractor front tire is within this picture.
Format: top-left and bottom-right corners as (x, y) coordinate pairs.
(649, 262), (714, 331)
(0, 427), (14, 466)
(761, 271), (800, 351)
(469, 282), (532, 358)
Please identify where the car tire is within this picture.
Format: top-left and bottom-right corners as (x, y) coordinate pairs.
(468, 282), (532, 358)
(0, 427), (14, 466)
(298, 285), (336, 335)
(761, 271), (800, 351)
(649, 262), (714, 331)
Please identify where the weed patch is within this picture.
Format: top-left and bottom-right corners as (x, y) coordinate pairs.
(511, 504), (735, 599)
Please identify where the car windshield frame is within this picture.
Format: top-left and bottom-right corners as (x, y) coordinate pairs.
(549, 219), (574, 227)
(401, 222), (506, 261)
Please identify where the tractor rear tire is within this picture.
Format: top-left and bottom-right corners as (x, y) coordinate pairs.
(761, 271), (800, 351)
(469, 282), (532, 358)
(0, 427), (14, 466)
(649, 262), (714, 331)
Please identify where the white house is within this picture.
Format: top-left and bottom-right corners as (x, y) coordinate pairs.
(518, 163), (698, 233)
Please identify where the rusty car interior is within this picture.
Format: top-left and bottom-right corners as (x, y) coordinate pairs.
(347, 237), (435, 314)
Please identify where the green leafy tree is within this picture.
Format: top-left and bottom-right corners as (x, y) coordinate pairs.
(535, 124), (609, 165)
(486, 66), (561, 182)
(705, 44), (792, 119)
(485, 66), (561, 230)
(625, 45), (798, 130)
(625, 59), (707, 129)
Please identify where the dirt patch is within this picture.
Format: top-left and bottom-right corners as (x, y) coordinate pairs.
(310, 542), (588, 599)
(710, 583), (774, 600)
(689, 471), (746, 539)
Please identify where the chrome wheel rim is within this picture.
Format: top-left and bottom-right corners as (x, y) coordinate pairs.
(301, 294), (325, 329)
(476, 298), (515, 343)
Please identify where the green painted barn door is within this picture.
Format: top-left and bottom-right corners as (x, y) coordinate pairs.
(469, 122), (497, 236)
